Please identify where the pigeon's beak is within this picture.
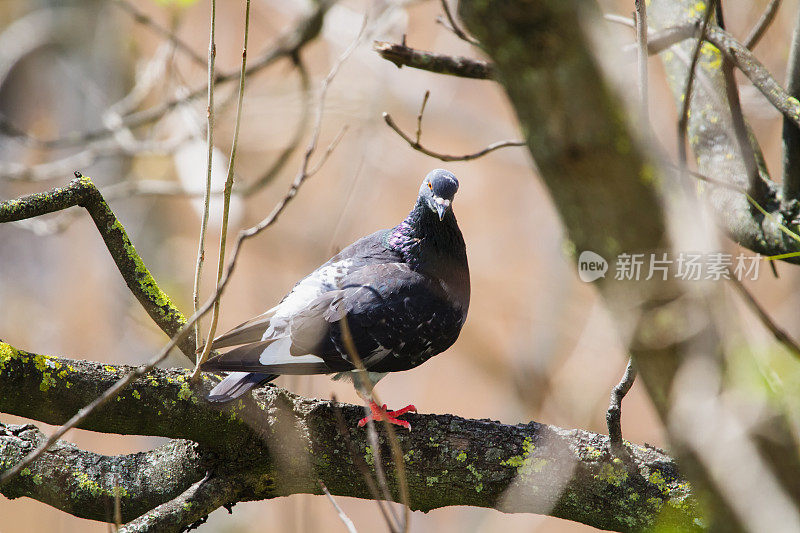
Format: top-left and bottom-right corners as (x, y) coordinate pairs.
(434, 197), (450, 220)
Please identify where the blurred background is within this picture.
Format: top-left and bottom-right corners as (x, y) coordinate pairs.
(1, 0), (799, 531)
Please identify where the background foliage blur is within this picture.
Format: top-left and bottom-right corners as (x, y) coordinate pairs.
(1, 0), (799, 531)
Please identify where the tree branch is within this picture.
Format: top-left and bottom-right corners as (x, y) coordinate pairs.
(0, 341), (701, 532)
(383, 110), (524, 161)
(373, 41), (495, 80)
(119, 474), (240, 533)
(0, 423), (207, 523)
(0, 175), (195, 358)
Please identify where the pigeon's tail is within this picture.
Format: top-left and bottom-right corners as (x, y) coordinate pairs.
(207, 372), (277, 403)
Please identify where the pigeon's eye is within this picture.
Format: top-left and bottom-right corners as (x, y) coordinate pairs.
(428, 182), (433, 191)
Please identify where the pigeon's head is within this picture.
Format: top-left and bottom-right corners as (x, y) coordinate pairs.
(419, 169), (459, 221)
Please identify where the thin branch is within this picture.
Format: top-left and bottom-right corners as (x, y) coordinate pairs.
(677, 0), (716, 169)
(194, 0), (252, 378)
(438, 0), (479, 45)
(606, 359), (637, 450)
(606, 14), (699, 56)
(319, 481), (358, 533)
(717, 17), (771, 204)
(729, 277), (800, 360)
(635, 0), (649, 130)
(373, 41), (494, 79)
(193, 0), (217, 354)
(744, 0), (782, 50)
(113, 0), (207, 67)
(703, 25), (800, 140)
(383, 108), (524, 162)
(783, 5), (800, 201)
(0, 174), (196, 358)
(415, 90), (430, 145)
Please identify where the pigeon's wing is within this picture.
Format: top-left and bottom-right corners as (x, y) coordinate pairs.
(209, 308), (278, 349)
(202, 232), (399, 377)
(293, 262), (467, 373)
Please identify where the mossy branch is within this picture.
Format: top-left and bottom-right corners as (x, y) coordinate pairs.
(0, 175), (195, 359)
(0, 423), (207, 523)
(0, 340), (700, 532)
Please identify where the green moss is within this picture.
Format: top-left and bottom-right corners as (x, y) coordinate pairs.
(500, 437), (536, 469)
(177, 381), (196, 403)
(403, 449), (415, 464)
(0, 343), (19, 374)
(597, 457), (628, 487)
(466, 464), (483, 481)
(110, 219), (181, 320)
(649, 471), (669, 494)
(365, 446), (375, 466)
(132, 389), (141, 400)
(456, 451), (467, 462)
(39, 372), (56, 392)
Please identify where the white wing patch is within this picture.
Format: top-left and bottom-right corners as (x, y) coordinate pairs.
(258, 337), (325, 365)
(261, 259), (355, 341)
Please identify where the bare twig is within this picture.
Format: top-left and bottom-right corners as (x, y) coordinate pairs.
(319, 481), (358, 533)
(113, 0), (207, 67)
(677, 0), (716, 169)
(437, 0), (479, 45)
(193, 0), (217, 354)
(415, 90), (430, 145)
(194, 0), (252, 378)
(703, 25), (800, 138)
(716, 4), (770, 204)
(783, 5), (800, 201)
(729, 278), (800, 360)
(635, 0), (649, 130)
(373, 41), (494, 79)
(383, 105), (524, 162)
(606, 14), (699, 56)
(606, 359), (636, 450)
(744, 0), (782, 50)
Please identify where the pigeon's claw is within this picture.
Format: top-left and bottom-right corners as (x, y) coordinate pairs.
(358, 402), (417, 431)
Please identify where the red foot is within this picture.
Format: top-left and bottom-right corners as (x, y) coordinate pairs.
(358, 401), (417, 431)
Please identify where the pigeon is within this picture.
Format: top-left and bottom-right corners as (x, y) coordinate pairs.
(201, 169), (470, 429)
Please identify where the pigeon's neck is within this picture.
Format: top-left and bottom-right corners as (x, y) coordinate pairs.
(388, 198), (467, 269)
